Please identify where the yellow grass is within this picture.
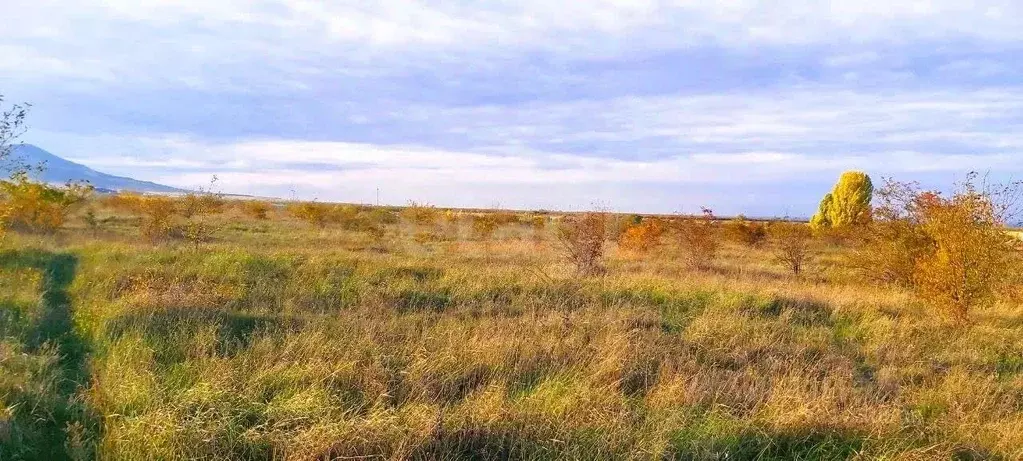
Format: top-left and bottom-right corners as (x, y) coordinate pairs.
(1, 200), (1022, 459)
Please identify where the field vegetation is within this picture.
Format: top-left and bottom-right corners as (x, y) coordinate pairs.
(0, 172), (1021, 460)
(4, 99), (1023, 460)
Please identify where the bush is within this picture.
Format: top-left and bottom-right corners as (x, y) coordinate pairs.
(530, 215), (546, 244)
(179, 192), (224, 218)
(619, 218), (665, 253)
(675, 208), (719, 270)
(0, 173), (91, 234)
(81, 207), (114, 237)
(401, 201), (438, 226)
(288, 202), (338, 228)
(182, 192), (223, 248)
(240, 200), (273, 220)
(857, 174), (1021, 321)
(557, 212), (608, 276)
(366, 208), (399, 225)
(850, 180), (932, 285)
(772, 223), (813, 275)
(101, 192), (145, 213)
(727, 215), (767, 247)
(472, 214), (500, 240)
(135, 195), (179, 241)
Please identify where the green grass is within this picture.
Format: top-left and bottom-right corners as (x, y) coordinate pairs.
(1, 207), (1022, 459)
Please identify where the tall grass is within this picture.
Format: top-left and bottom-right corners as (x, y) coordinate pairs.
(0, 198), (1021, 459)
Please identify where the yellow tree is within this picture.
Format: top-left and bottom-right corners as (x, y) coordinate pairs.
(811, 171), (873, 232)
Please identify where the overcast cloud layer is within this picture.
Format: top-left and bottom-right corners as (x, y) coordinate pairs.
(4, 1), (1023, 215)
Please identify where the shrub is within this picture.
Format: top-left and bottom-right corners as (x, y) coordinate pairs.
(472, 214), (500, 240)
(288, 202), (337, 228)
(179, 192), (224, 218)
(101, 192), (145, 213)
(135, 195), (178, 241)
(82, 208), (104, 236)
(182, 196), (222, 248)
(557, 212), (608, 276)
(857, 174), (1021, 322)
(850, 180), (932, 285)
(727, 215), (767, 247)
(240, 200), (273, 220)
(492, 211), (518, 226)
(811, 171), (873, 233)
(366, 208), (399, 225)
(401, 201), (438, 226)
(913, 180), (1019, 321)
(530, 215), (546, 230)
(772, 223), (813, 275)
(676, 208), (719, 270)
(0, 173), (91, 234)
(619, 218), (665, 253)
(530, 215), (546, 244)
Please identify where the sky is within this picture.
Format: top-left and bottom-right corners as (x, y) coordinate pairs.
(3, 1), (1023, 216)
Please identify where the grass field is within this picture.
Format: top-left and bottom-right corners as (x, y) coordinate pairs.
(2, 203), (1023, 460)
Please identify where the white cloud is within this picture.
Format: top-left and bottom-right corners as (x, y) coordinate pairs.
(6, 0), (1023, 86)
(6, 0), (1023, 214)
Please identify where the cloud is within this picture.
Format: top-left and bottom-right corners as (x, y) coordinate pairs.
(5, 0), (1023, 215)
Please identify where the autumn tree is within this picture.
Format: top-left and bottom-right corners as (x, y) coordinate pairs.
(855, 174), (1021, 322)
(811, 171), (873, 233)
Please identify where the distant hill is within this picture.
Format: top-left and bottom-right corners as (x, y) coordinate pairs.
(3, 144), (186, 194)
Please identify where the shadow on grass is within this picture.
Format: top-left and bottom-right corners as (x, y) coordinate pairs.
(0, 248), (92, 460)
(105, 307), (303, 366)
(747, 295), (834, 327)
(667, 427), (867, 460)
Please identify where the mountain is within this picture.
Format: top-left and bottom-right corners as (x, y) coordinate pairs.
(3, 144), (186, 193)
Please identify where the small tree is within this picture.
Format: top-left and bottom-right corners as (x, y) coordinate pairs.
(1, 95), (30, 238)
(557, 212), (608, 276)
(135, 195), (178, 241)
(850, 179), (932, 285)
(856, 173), (1021, 322)
(912, 175), (1020, 322)
(811, 171), (873, 233)
(772, 222), (813, 275)
(83, 208), (102, 237)
(676, 207), (719, 270)
(181, 176), (223, 248)
(0, 95), (29, 172)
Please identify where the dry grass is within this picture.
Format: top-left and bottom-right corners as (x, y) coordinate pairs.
(1, 198), (1022, 460)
